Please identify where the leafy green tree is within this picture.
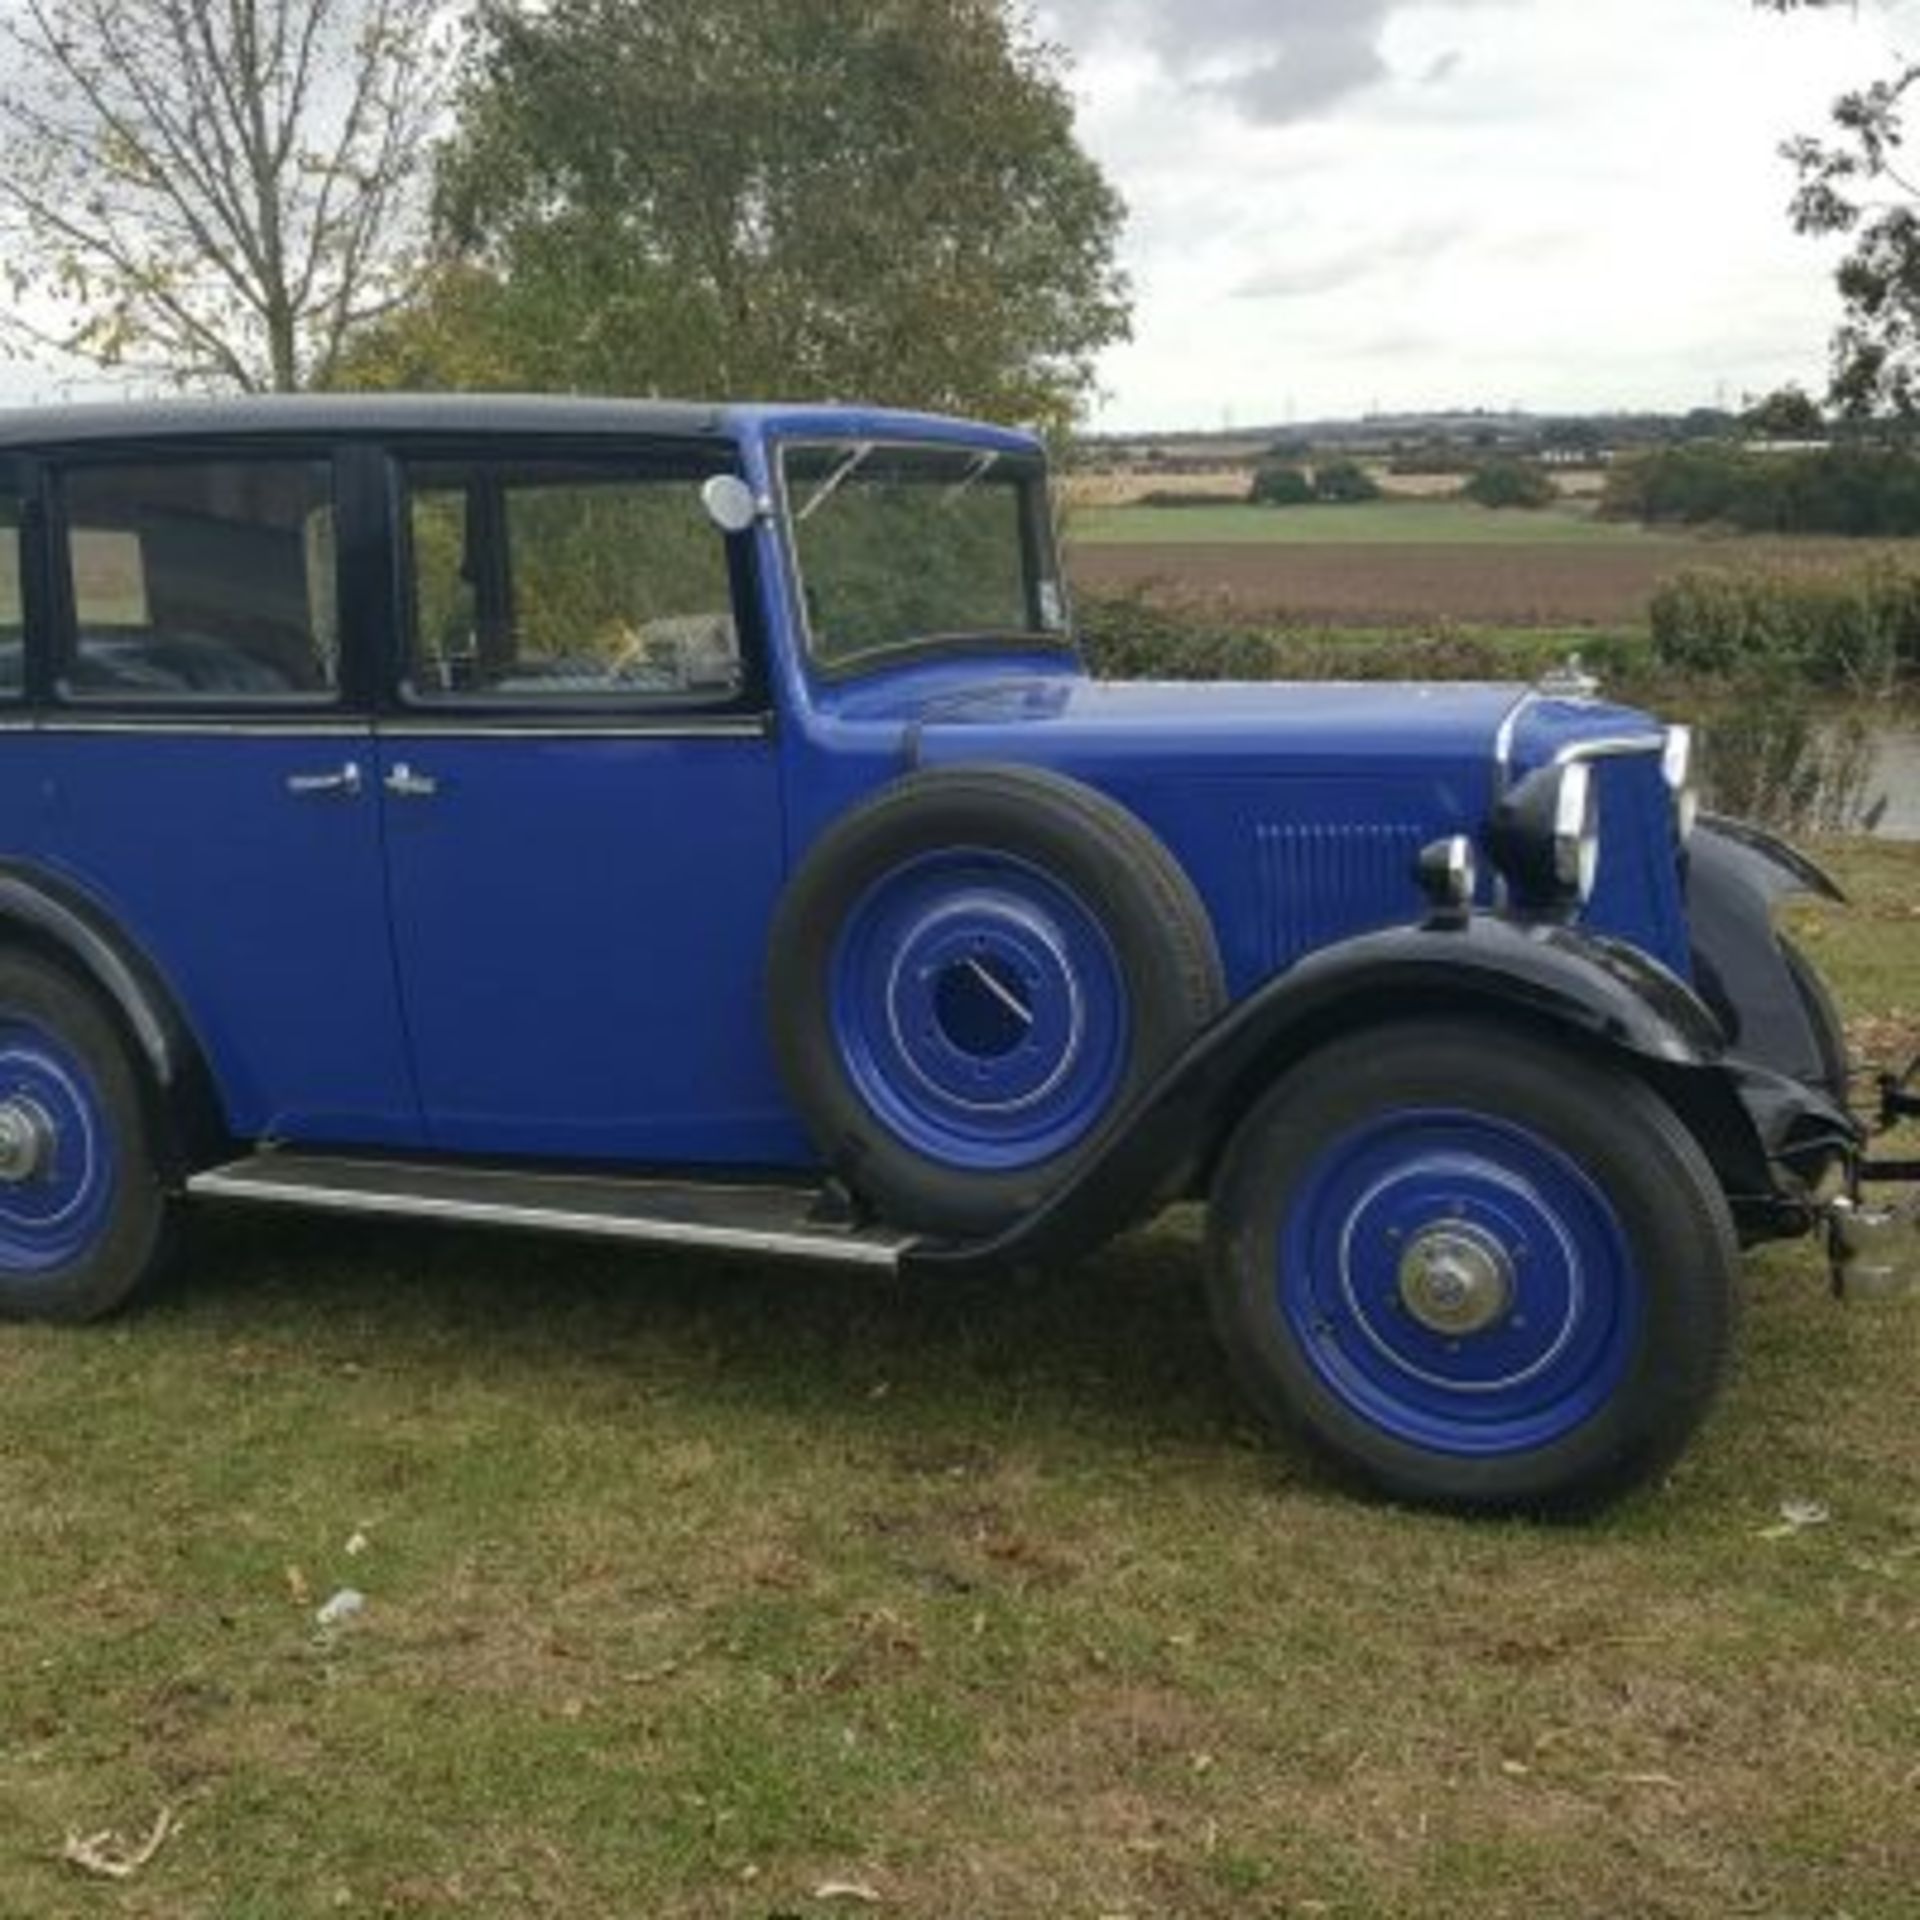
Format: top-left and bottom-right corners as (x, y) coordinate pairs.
(1760, 0), (1920, 420)
(1248, 463), (1315, 506)
(1462, 459), (1556, 510)
(0, 0), (450, 391)
(1539, 420), (1606, 461)
(1312, 459), (1382, 504)
(352, 0), (1130, 430)
(1743, 384), (1827, 439)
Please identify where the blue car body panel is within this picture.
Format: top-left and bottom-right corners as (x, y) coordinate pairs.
(0, 398), (1701, 1177)
(0, 730), (423, 1146)
(374, 729), (808, 1164)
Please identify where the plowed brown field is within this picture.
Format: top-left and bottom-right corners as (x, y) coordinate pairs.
(1066, 541), (1698, 627)
(1066, 536), (1897, 628)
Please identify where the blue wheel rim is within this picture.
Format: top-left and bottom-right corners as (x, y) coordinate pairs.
(1278, 1109), (1642, 1457)
(0, 1017), (117, 1274)
(829, 849), (1130, 1170)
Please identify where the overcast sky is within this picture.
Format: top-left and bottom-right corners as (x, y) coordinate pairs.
(0, 0), (1910, 429)
(1042, 0), (1915, 430)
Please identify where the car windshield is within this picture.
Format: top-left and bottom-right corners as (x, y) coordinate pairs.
(780, 441), (1069, 672)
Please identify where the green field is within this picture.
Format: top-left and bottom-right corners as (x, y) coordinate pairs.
(2, 843), (1917, 1917)
(1068, 500), (1685, 547)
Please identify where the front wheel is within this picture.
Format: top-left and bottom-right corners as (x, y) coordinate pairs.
(1206, 1021), (1738, 1512)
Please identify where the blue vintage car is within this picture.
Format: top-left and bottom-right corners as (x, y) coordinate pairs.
(0, 395), (1909, 1510)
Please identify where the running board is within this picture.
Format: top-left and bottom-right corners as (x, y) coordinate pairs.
(186, 1153), (914, 1271)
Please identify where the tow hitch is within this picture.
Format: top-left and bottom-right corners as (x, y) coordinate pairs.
(1829, 1052), (1920, 1301)
(1830, 1196), (1920, 1300)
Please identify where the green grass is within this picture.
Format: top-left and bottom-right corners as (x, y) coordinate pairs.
(1068, 500), (1685, 547)
(2, 841), (1917, 1917)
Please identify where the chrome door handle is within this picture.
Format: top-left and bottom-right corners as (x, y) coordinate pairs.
(384, 762), (439, 799)
(286, 761), (363, 798)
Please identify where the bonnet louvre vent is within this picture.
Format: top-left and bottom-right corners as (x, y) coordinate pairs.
(1256, 821), (1429, 970)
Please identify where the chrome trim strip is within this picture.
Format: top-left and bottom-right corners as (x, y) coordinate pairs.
(185, 1169), (910, 1270)
(20, 717), (771, 740)
(378, 719), (771, 741)
(35, 718), (368, 738)
(1492, 688), (1538, 796)
(1552, 734), (1665, 767)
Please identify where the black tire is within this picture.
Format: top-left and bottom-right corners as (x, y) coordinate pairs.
(1781, 932), (1851, 1106)
(1206, 1020), (1739, 1513)
(0, 951), (172, 1323)
(768, 764), (1226, 1238)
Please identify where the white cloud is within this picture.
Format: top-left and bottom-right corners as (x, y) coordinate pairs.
(1047, 0), (1511, 126)
(1047, 0), (1918, 429)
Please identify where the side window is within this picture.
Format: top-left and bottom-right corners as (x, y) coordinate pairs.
(0, 488), (22, 698)
(403, 458), (744, 704)
(58, 459), (339, 702)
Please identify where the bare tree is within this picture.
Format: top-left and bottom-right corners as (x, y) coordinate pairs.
(0, 0), (453, 391)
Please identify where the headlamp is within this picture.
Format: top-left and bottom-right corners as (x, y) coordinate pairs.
(1490, 760), (1602, 910)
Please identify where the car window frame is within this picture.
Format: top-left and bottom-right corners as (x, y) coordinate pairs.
(43, 439), (356, 716)
(0, 454), (36, 709)
(772, 435), (1075, 683)
(384, 435), (771, 725)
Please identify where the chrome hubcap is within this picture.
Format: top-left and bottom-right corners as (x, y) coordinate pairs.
(0, 1096), (56, 1186)
(1397, 1222), (1515, 1336)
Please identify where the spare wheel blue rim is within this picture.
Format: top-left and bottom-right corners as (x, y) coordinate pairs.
(830, 848), (1131, 1171)
(1278, 1108), (1643, 1457)
(0, 1015), (118, 1274)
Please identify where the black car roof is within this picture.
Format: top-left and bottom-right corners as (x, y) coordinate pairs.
(0, 392), (724, 451)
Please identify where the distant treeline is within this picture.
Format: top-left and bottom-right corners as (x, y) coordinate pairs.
(1603, 444), (1920, 536)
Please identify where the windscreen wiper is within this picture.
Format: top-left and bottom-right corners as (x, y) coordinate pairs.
(797, 442), (875, 523)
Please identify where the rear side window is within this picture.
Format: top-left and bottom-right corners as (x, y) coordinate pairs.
(58, 460), (339, 703)
(402, 457), (744, 705)
(0, 489), (21, 698)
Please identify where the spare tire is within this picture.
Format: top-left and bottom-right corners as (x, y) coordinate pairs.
(768, 764), (1227, 1238)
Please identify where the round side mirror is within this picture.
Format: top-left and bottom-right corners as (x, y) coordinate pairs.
(701, 474), (760, 536)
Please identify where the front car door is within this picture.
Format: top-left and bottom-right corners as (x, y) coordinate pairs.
(376, 438), (804, 1166)
(15, 441), (422, 1147)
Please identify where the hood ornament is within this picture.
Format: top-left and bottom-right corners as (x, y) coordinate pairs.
(1537, 653), (1601, 700)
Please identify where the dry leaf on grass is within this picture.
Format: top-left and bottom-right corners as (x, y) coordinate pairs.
(1759, 1498), (1833, 1541)
(315, 1587), (367, 1630)
(61, 1806), (179, 1881)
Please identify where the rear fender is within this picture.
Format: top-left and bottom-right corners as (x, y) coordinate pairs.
(0, 861), (226, 1180)
(906, 913), (1770, 1277)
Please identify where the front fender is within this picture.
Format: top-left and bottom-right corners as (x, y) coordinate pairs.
(1688, 815), (1842, 1086)
(906, 913), (1744, 1277)
(1696, 813), (1845, 904)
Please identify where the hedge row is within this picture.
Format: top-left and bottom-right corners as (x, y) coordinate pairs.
(1649, 562), (1920, 695)
(1603, 443), (1920, 536)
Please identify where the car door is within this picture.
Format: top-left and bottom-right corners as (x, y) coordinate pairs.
(24, 443), (424, 1147)
(375, 440), (805, 1165)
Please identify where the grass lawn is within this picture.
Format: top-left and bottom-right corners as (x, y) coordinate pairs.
(1066, 501), (1685, 548)
(2, 840), (1917, 1917)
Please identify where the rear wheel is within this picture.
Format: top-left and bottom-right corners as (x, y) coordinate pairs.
(0, 952), (171, 1323)
(1206, 1021), (1737, 1512)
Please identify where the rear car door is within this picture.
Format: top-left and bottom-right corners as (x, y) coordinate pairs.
(375, 440), (802, 1165)
(22, 444), (422, 1147)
